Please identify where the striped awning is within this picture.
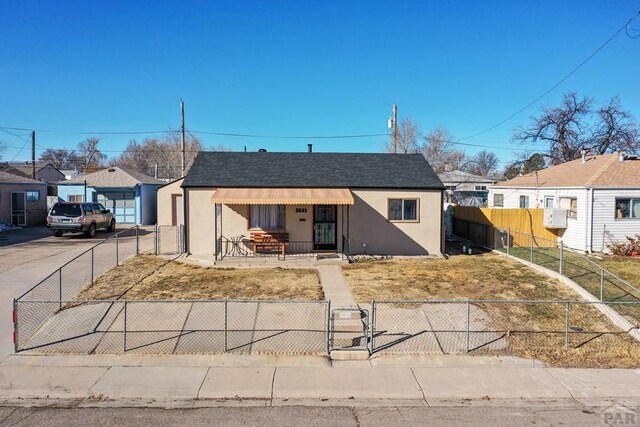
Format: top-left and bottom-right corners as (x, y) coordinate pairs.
(210, 188), (354, 205)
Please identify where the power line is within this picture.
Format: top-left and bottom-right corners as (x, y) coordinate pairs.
(457, 10), (640, 142)
(0, 125), (178, 135)
(188, 130), (389, 139)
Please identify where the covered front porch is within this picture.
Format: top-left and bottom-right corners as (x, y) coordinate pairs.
(210, 188), (354, 260)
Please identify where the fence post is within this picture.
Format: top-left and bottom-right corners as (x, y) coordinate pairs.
(506, 228), (510, 256)
(135, 225), (139, 255)
(564, 302), (570, 350)
(327, 300), (332, 355)
(600, 269), (604, 302)
(559, 240), (564, 275)
(116, 234), (119, 266)
(466, 301), (471, 352)
(369, 300), (374, 354)
(91, 247), (95, 284)
(154, 224), (159, 255)
(530, 233), (534, 263)
(59, 268), (62, 309)
(124, 301), (128, 352)
(12, 299), (18, 353)
(224, 300), (228, 352)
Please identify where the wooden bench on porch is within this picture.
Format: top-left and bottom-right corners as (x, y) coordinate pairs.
(249, 230), (289, 257)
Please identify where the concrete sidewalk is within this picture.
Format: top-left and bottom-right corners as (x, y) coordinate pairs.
(1, 354), (639, 408)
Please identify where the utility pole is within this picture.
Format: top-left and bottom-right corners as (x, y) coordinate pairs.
(180, 99), (186, 177)
(31, 131), (36, 179)
(392, 104), (398, 154)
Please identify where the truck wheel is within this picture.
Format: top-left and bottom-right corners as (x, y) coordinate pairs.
(53, 230), (63, 237)
(107, 219), (116, 232)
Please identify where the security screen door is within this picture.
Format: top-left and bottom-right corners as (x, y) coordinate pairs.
(314, 205), (337, 250)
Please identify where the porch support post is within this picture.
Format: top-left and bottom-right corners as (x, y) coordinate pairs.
(346, 204), (350, 257)
(214, 203), (219, 261)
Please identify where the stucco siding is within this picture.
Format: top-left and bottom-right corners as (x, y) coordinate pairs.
(184, 188), (442, 256)
(185, 188), (216, 256)
(157, 179), (184, 226)
(349, 189), (442, 256)
(592, 188), (640, 252)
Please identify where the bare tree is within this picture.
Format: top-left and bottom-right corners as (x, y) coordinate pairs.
(77, 137), (106, 169)
(468, 150), (499, 176)
(422, 127), (465, 173)
(591, 97), (639, 154)
(513, 92), (591, 164)
(39, 148), (79, 169)
(112, 133), (206, 179)
(384, 118), (422, 154)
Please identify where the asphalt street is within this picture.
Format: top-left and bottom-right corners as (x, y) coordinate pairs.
(0, 404), (623, 426)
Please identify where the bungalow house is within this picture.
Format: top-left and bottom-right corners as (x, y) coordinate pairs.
(438, 170), (503, 206)
(0, 171), (48, 226)
(159, 151), (445, 258)
(488, 153), (640, 252)
(0, 161), (65, 183)
(58, 167), (164, 225)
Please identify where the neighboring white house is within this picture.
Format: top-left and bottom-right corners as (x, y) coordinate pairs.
(488, 153), (640, 253)
(61, 170), (82, 180)
(438, 170), (503, 206)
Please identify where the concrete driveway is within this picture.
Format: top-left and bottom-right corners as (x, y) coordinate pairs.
(0, 226), (130, 360)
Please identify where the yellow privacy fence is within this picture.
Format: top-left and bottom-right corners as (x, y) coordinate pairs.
(453, 206), (559, 247)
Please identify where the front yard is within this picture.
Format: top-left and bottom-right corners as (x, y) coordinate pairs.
(343, 252), (640, 368)
(75, 254), (323, 301)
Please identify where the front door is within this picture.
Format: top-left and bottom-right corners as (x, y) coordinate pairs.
(314, 205), (337, 250)
(11, 192), (26, 226)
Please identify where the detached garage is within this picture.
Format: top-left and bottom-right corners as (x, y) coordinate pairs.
(58, 167), (164, 225)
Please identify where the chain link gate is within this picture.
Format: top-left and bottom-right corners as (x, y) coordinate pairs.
(155, 225), (184, 255)
(329, 308), (370, 352)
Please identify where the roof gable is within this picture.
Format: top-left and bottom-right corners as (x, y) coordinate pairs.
(0, 170), (45, 185)
(493, 154), (640, 188)
(61, 166), (164, 187)
(182, 152), (444, 189)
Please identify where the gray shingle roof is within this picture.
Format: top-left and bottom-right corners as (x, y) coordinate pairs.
(438, 170), (499, 184)
(0, 171), (45, 185)
(183, 152), (444, 189)
(60, 166), (164, 187)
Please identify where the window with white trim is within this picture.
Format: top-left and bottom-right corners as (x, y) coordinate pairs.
(519, 195), (529, 208)
(493, 193), (504, 207)
(559, 197), (577, 219)
(615, 198), (640, 219)
(388, 199), (419, 221)
(68, 194), (84, 202)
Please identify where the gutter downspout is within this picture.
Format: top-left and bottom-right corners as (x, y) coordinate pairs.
(584, 188), (591, 253)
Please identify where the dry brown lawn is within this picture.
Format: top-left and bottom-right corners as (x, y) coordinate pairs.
(343, 252), (640, 368)
(76, 255), (323, 301)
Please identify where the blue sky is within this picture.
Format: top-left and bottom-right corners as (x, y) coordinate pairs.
(1, 1), (639, 168)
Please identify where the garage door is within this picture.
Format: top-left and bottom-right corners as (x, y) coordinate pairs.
(97, 192), (136, 224)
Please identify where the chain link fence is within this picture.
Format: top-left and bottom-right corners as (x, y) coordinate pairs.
(370, 300), (640, 355)
(493, 228), (640, 323)
(15, 299), (330, 355)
